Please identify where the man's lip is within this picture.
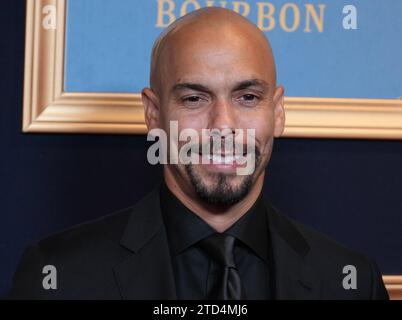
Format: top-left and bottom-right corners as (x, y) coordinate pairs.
(197, 153), (248, 165)
(197, 152), (248, 157)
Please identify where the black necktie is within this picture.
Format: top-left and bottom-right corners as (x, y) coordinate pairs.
(199, 233), (246, 300)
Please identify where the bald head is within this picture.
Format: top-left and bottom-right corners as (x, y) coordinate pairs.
(150, 7), (276, 94)
(142, 7), (285, 212)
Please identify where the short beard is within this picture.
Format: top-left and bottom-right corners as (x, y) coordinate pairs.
(185, 166), (255, 207)
(184, 146), (262, 207)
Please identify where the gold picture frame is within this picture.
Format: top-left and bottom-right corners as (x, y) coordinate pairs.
(23, 0), (402, 138)
(23, 0), (402, 299)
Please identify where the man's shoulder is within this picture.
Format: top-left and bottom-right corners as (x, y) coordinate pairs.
(292, 218), (369, 263)
(8, 204), (140, 299)
(283, 213), (388, 299)
(266, 202), (389, 299)
(266, 202), (371, 264)
(38, 187), (160, 256)
(38, 205), (133, 255)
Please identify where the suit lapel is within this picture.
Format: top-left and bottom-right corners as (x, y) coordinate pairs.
(113, 187), (177, 299)
(265, 201), (322, 299)
(112, 186), (322, 300)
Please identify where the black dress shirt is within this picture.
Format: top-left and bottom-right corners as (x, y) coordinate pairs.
(160, 183), (273, 300)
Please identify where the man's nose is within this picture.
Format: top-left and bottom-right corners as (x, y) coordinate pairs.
(207, 98), (237, 133)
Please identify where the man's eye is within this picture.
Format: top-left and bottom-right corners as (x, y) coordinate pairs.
(237, 94), (260, 106)
(241, 94), (258, 101)
(183, 96), (202, 102)
(181, 95), (208, 108)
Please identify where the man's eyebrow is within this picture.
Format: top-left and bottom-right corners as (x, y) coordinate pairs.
(232, 79), (269, 92)
(171, 79), (269, 94)
(171, 83), (212, 94)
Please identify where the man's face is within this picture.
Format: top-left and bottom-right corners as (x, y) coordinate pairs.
(145, 24), (285, 206)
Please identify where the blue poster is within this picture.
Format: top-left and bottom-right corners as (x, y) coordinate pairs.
(64, 0), (402, 99)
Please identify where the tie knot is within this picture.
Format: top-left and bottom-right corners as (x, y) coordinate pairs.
(199, 233), (237, 268)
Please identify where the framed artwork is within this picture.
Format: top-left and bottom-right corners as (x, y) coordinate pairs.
(23, 0), (402, 138)
(22, 0), (402, 298)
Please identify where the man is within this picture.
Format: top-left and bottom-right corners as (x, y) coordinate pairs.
(9, 7), (388, 299)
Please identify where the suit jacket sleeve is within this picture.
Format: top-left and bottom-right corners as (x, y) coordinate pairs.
(369, 258), (389, 300)
(8, 244), (47, 300)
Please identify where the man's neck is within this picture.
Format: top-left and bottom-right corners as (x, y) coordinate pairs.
(164, 172), (264, 233)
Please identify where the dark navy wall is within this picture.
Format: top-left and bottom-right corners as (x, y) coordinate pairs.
(1, 0), (401, 298)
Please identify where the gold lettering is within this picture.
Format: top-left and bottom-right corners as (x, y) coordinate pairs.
(280, 3), (300, 32)
(233, 1), (250, 17)
(156, 0), (176, 28)
(304, 4), (325, 32)
(180, 0), (201, 17)
(205, 1), (228, 8)
(257, 2), (275, 31)
(154, 1), (327, 33)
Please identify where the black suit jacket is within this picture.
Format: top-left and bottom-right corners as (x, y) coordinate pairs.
(8, 186), (389, 299)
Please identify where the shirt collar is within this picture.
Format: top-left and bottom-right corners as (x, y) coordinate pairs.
(160, 183), (215, 256)
(160, 183), (269, 262)
(225, 193), (269, 262)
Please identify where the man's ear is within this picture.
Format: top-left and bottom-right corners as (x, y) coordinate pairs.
(272, 85), (285, 138)
(141, 88), (160, 131)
